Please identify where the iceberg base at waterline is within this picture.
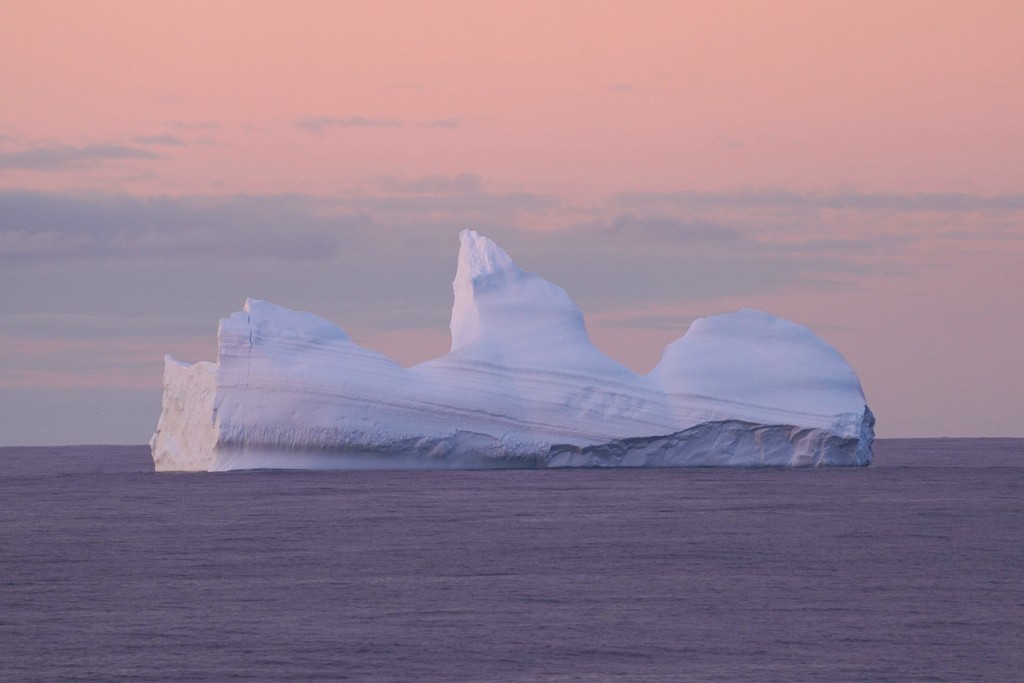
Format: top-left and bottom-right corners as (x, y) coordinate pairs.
(150, 231), (875, 471)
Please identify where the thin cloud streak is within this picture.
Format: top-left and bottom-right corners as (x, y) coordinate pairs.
(332, 190), (560, 216)
(617, 189), (1024, 212)
(600, 213), (740, 243)
(0, 330), (210, 390)
(134, 134), (186, 146)
(372, 173), (483, 195)
(295, 116), (402, 135)
(424, 118), (460, 128)
(0, 191), (362, 262)
(164, 120), (220, 131)
(0, 313), (213, 339)
(0, 144), (159, 171)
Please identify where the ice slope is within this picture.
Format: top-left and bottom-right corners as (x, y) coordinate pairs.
(150, 230), (874, 471)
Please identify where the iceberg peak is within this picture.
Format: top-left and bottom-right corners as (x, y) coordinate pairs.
(450, 230), (518, 350)
(449, 229), (595, 365)
(456, 229), (517, 283)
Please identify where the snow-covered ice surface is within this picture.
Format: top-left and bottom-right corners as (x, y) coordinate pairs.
(150, 230), (874, 471)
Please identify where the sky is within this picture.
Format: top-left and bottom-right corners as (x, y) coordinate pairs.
(2, 0), (1022, 444)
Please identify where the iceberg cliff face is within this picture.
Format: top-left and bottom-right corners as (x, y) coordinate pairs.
(150, 230), (874, 471)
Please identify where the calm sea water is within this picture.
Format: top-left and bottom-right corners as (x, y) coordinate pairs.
(1, 439), (1022, 682)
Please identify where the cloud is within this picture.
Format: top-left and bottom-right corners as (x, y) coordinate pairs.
(372, 173), (484, 195)
(0, 144), (159, 171)
(332, 189), (560, 216)
(317, 174), (559, 217)
(481, 216), (834, 310)
(616, 189), (1024, 212)
(295, 116), (402, 135)
(0, 184), (904, 310)
(0, 313), (212, 339)
(0, 191), (366, 262)
(7, 181), (1013, 349)
(601, 213), (740, 243)
(134, 134), (186, 146)
(0, 179), (563, 267)
(940, 224), (1024, 241)
(424, 118), (461, 128)
(294, 115), (460, 134)
(610, 187), (1024, 251)
(164, 120), (220, 131)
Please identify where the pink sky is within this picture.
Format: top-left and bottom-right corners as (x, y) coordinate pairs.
(1, 1), (1022, 442)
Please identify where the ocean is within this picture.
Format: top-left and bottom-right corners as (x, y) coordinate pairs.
(1, 439), (1021, 682)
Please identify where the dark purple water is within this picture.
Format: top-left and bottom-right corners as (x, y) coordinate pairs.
(1, 439), (1022, 682)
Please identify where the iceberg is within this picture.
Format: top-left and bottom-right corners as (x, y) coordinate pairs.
(150, 230), (874, 471)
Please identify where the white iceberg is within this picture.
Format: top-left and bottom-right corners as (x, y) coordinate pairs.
(150, 230), (874, 471)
